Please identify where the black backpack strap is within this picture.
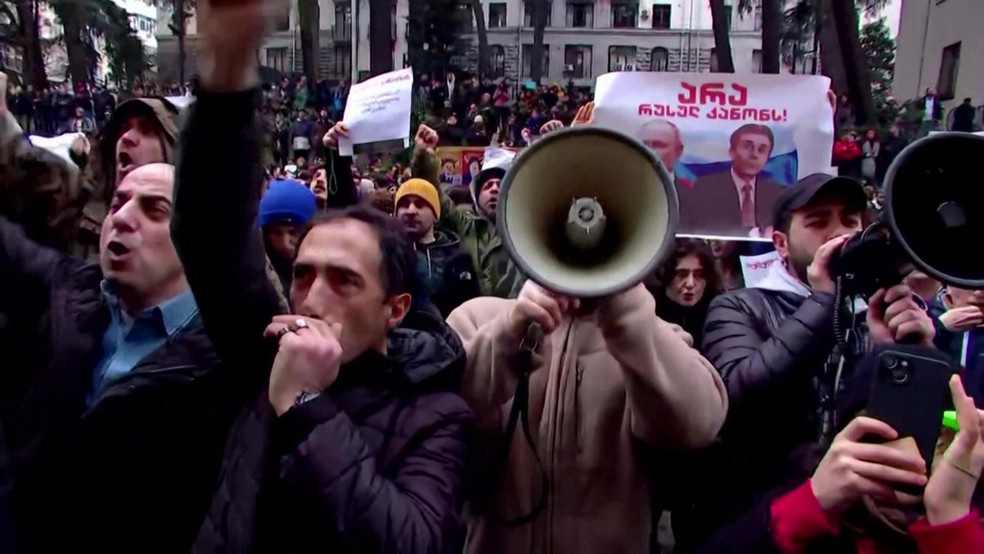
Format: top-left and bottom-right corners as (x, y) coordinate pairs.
(486, 324), (549, 528)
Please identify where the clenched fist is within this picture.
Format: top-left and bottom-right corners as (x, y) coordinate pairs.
(264, 314), (344, 416)
(507, 281), (579, 342)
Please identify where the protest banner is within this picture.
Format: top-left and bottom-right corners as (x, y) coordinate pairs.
(338, 68), (413, 156)
(739, 250), (782, 288)
(435, 146), (520, 189)
(593, 72), (834, 240)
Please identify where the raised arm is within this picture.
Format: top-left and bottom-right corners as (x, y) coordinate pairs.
(409, 126), (469, 235)
(171, 85), (284, 390)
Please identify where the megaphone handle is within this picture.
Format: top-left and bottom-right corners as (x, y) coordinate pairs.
(520, 322), (544, 355)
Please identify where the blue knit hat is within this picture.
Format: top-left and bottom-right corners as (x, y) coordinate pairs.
(259, 179), (317, 229)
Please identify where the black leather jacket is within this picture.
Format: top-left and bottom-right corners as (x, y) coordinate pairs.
(694, 285), (867, 535)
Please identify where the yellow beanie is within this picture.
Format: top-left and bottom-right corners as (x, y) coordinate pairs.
(394, 178), (441, 218)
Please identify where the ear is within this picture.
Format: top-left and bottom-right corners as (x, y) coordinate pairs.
(385, 292), (412, 329)
(772, 229), (789, 260)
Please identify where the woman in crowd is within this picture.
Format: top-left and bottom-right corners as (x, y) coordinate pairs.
(861, 128), (881, 186)
(647, 238), (722, 347)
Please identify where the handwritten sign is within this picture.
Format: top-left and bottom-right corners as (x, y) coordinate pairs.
(739, 250), (782, 288)
(593, 72), (834, 239)
(29, 132), (84, 167)
(338, 68), (414, 156)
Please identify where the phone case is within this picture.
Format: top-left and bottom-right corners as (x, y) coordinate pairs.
(864, 348), (956, 477)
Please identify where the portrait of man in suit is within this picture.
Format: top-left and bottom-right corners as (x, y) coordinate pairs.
(638, 119), (692, 189)
(678, 123), (785, 237)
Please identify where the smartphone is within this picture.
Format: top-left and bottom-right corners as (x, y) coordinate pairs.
(864, 347), (956, 493)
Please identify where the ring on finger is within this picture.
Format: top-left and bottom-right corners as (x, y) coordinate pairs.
(276, 327), (293, 339)
(289, 318), (310, 333)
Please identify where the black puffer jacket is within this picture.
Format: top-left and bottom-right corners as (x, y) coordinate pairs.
(414, 229), (480, 317)
(173, 89), (471, 554)
(694, 286), (866, 538)
(0, 217), (244, 554)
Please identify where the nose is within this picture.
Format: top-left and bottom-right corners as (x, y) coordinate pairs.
(119, 127), (140, 148)
(110, 198), (139, 232)
(296, 274), (335, 319)
(683, 274), (696, 289)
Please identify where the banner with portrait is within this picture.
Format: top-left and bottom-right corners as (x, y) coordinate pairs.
(593, 72), (834, 240)
(434, 146), (520, 189)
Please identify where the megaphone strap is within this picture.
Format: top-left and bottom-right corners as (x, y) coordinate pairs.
(487, 327), (550, 528)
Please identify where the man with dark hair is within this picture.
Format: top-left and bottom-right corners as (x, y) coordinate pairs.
(680, 123), (785, 237)
(172, 4), (470, 551)
(692, 173), (936, 541)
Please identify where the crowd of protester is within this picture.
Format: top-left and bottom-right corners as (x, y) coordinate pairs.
(1, 6), (984, 554)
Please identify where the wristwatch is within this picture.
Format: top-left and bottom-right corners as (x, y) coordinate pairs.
(294, 390), (322, 407)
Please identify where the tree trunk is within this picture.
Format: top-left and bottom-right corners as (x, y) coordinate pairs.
(52, 2), (91, 86)
(760, 0), (782, 73)
(831, 0), (873, 124)
(470, 0), (489, 80)
(17, 0), (48, 87)
(298, 0), (320, 81)
(170, 0), (187, 84)
(816, 0), (874, 124)
(530, 0), (548, 82)
(368, 0), (393, 76)
(709, 0), (734, 73)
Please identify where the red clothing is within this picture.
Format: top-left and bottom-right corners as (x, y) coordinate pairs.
(770, 479), (984, 553)
(833, 139), (861, 163)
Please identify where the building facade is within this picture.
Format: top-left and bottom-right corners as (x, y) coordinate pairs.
(156, 0), (765, 86)
(482, 0), (765, 86)
(894, 0), (984, 108)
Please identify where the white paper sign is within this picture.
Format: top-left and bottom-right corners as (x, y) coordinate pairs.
(29, 132), (84, 167)
(338, 68), (414, 156)
(739, 250), (783, 288)
(592, 72), (834, 239)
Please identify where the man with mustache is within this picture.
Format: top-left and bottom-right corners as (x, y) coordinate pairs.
(394, 178), (479, 317)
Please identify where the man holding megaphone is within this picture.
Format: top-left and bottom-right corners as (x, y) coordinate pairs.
(448, 277), (728, 553)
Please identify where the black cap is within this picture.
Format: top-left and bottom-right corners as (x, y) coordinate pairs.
(772, 173), (867, 231)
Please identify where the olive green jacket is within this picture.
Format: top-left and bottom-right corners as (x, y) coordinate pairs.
(411, 148), (524, 299)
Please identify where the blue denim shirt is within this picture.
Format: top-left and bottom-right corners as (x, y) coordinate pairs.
(87, 281), (199, 406)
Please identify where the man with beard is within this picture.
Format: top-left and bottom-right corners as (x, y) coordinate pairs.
(394, 178), (479, 317)
(693, 173), (934, 542)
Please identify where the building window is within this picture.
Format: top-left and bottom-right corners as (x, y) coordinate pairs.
(489, 2), (507, 28)
(272, 2), (290, 32)
(651, 4), (671, 29)
(331, 44), (351, 78)
(566, 2), (593, 28)
(611, 3), (638, 28)
(608, 46), (636, 71)
(937, 42), (961, 100)
(524, 1), (552, 26)
(335, 4), (352, 40)
(522, 44), (550, 77)
(752, 49), (762, 73)
(753, 4), (762, 31)
(564, 45), (592, 79)
(709, 47), (719, 72)
(723, 3), (733, 29)
(650, 46), (669, 71)
(490, 45), (507, 78)
(266, 47), (289, 73)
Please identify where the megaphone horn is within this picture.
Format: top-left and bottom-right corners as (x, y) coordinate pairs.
(884, 131), (984, 290)
(498, 127), (679, 297)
